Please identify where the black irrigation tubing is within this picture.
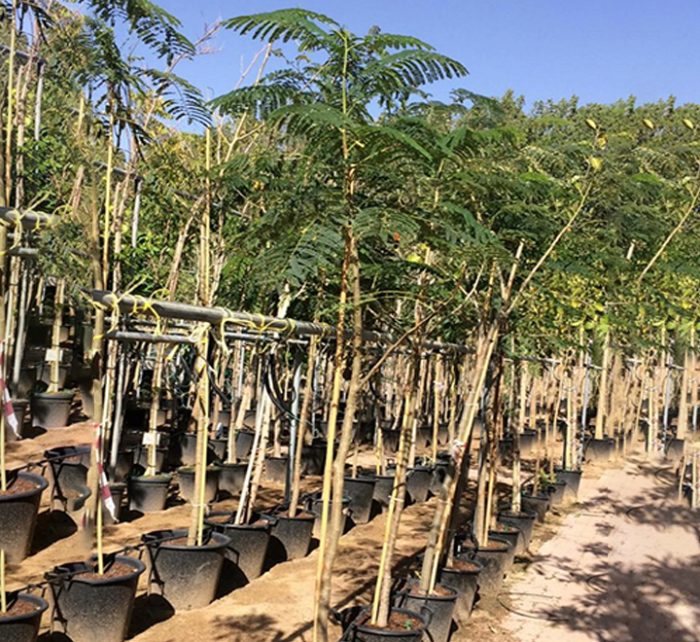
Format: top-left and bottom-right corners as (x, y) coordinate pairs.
(496, 592), (573, 622)
(264, 353), (299, 423)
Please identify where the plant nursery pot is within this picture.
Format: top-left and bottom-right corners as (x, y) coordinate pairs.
(430, 457), (454, 495)
(135, 445), (168, 472)
(665, 437), (685, 460)
(15, 366), (37, 398)
(235, 429), (255, 460)
(458, 536), (512, 601)
(38, 364), (69, 390)
(545, 481), (568, 506)
(0, 592), (49, 642)
(380, 428), (400, 454)
(489, 524), (523, 558)
(396, 579), (457, 642)
(205, 512), (271, 582)
(555, 468), (582, 501)
(406, 466), (433, 503)
(0, 471), (48, 563)
(264, 456), (288, 484)
(46, 555), (145, 642)
(179, 432), (198, 466)
(521, 492), (550, 523)
(113, 449), (135, 483)
(416, 425), (432, 447)
(302, 439), (328, 475)
(343, 476), (376, 524)
(585, 437), (615, 463)
(369, 473), (396, 512)
(44, 444), (90, 502)
(351, 607), (426, 642)
(142, 529), (230, 611)
(210, 437), (227, 462)
(31, 390), (74, 428)
(177, 466), (220, 504)
(218, 462), (248, 495)
(497, 510), (536, 549)
(128, 473), (171, 513)
(518, 428), (538, 457)
(309, 492), (351, 538)
(440, 558), (483, 621)
(263, 512), (314, 560)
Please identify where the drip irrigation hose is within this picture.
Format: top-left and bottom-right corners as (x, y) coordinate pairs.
(264, 351), (300, 423)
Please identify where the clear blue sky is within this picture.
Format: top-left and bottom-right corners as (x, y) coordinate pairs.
(153, 0), (698, 109)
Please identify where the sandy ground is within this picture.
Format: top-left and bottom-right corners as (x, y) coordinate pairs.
(7, 424), (700, 642)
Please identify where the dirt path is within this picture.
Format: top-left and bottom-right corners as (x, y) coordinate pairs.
(501, 456), (700, 642)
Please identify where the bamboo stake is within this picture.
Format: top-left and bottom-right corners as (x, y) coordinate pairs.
(0, 549), (6, 613)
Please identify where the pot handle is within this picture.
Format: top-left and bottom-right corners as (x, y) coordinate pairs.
(420, 603), (435, 626)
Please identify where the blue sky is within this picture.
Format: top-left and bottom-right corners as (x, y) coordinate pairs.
(149, 0), (697, 109)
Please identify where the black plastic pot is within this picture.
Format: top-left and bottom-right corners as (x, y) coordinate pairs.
(128, 474), (171, 513)
(350, 607), (426, 641)
(518, 428), (539, 457)
(459, 535), (512, 601)
(210, 438), (227, 462)
(397, 579), (457, 642)
(16, 367), (36, 398)
(439, 558), (482, 621)
(0, 471), (48, 563)
(205, 513), (271, 582)
(142, 529), (230, 610)
(0, 593), (49, 642)
(343, 476), (376, 524)
(370, 473), (395, 512)
(406, 466), (432, 503)
(113, 449), (135, 483)
(585, 437), (615, 463)
(31, 390), (74, 428)
(235, 429), (255, 460)
(665, 437), (685, 460)
(488, 525), (522, 559)
(135, 445), (168, 472)
(264, 512), (314, 560)
(309, 492), (351, 538)
(177, 466), (220, 504)
(302, 439), (328, 475)
(46, 555), (145, 642)
(218, 462), (248, 495)
(497, 510), (536, 549)
(45, 445), (90, 508)
(555, 468), (582, 501)
(546, 481), (568, 506)
(521, 492), (550, 522)
(264, 456), (288, 484)
(430, 457), (453, 495)
(179, 432), (198, 466)
(380, 428), (400, 454)
(0, 592), (49, 642)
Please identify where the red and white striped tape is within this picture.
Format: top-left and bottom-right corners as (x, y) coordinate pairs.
(93, 423), (118, 522)
(0, 343), (20, 438)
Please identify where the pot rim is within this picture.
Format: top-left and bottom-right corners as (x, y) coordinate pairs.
(48, 555), (145, 587)
(0, 470), (48, 502)
(143, 528), (231, 551)
(32, 390), (75, 401)
(0, 593), (48, 623)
